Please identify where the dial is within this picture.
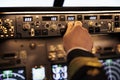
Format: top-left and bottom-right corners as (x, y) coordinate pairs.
(23, 23), (31, 31)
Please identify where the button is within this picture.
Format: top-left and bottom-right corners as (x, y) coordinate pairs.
(35, 30), (41, 36)
(114, 22), (119, 27)
(77, 15), (82, 21)
(95, 27), (100, 33)
(58, 23), (62, 27)
(114, 16), (119, 21)
(89, 27), (94, 33)
(0, 29), (4, 35)
(60, 15), (65, 21)
(42, 29), (48, 35)
(88, 21), (94, 27)
(60, 28), (66, 36)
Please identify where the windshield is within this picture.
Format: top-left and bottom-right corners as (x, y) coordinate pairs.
(63, 0), (120, 7)
(0, 0), (120, 7)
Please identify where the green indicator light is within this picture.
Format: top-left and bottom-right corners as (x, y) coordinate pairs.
(106, 59), (112, 65)
(3, 70), (13, 78)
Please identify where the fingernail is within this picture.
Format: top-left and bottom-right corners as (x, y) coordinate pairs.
(68, 21), (74, 26)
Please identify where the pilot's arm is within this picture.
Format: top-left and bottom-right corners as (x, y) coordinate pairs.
(63, 21), (107, 80)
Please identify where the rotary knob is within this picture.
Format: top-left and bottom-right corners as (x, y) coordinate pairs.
(88, 21), (95, 27)
(23, 23), (30, 31)
(50, 24), (57, 32)
(45, 23), (50, 28)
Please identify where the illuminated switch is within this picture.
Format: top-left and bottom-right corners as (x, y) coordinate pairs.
(49, 45), (56, 51)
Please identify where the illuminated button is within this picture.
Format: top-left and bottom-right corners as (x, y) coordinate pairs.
(61, 25), (66, 28)
(11, 34), (14, 36)
(49, 45), (56, 51)
(100, 21), (104, 24)
(36, 16), (39, 19)
(1, 35), (4, 37)
(6, 35), (9, 37)
(114, 16), (119, 21)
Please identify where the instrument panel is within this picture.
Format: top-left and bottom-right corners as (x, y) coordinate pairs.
(0, 12), (120, 38)
(0, 11), (120, 80)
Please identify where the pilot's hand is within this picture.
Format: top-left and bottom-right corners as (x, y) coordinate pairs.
(63, 21), (93, 53)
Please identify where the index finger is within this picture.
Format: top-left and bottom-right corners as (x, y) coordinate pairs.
(64, 21), (74, 35)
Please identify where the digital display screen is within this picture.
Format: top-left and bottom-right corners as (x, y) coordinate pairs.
(32, 66), (46, 80)
(51, 63), (67, 80)
(42, 16), (58, 21)
(100, 15), (112, 19)
(0, 67), (26, 80)
(99, 58), (120, 80)
(23, 17), (33, 22)
(84, 16), (97, 20)
(67, 16), (75, 21)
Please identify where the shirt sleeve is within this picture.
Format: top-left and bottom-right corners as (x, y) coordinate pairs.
(67, 49), (107, 80)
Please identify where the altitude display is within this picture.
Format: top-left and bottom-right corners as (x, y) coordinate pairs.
(0, 67), (26, 80)
(23, 17), (33, 22)
(42, 16), (58, 21)
(67, 16), (75, 21)
(84, 16), (97, 20)
(100, 58), (120, 80)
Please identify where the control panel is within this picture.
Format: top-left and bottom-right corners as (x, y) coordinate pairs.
(0, 15), (15, 38)
(0, 11), (120, 80)
(0, 12), (120, 38)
